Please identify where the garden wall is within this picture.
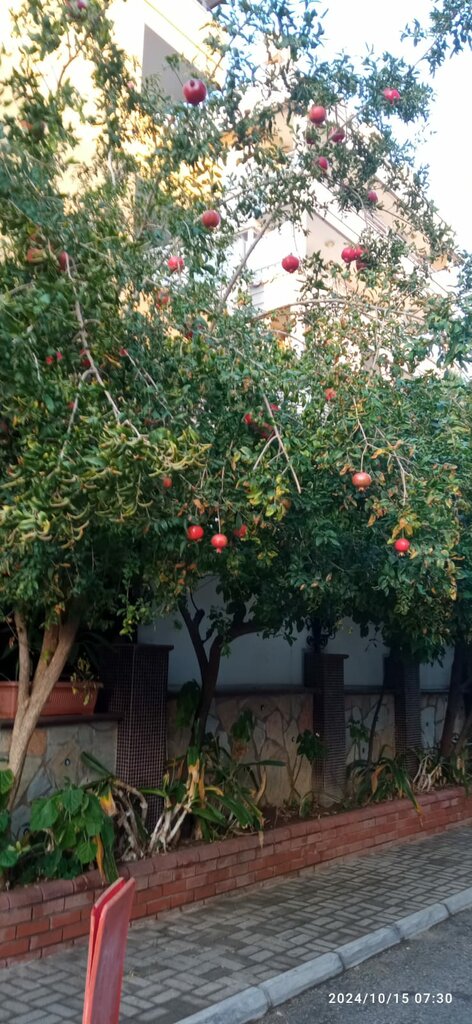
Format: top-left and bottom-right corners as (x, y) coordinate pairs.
(0, 717), (119, 836)
(1, 787), (471, 967)
(167, 690), (463, 806)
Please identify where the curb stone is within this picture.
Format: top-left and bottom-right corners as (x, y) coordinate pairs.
(259, 953), (343, 1006)
(443, 885), (472, 915)
(176, 887), (472, 1024)
(394, 902), (448, 939)
(337, 926), (399, 968)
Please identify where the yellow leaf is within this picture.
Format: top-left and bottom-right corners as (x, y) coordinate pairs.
(367, 513), (377, 527)
(371, 448), (386, 459)
(99, 789), (117, 817)
(95, 835), (105, 881)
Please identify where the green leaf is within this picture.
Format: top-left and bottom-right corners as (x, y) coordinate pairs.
(0, 845), (19, 868)
(61, 786), (85, 816)
(30, 797), (59, 832)
(193, 804), (227, 825)
(75, 838), (98, 864)
(0, 809), (10, 833)
(0, 769), (14, 797)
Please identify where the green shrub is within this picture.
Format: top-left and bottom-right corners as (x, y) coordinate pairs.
(15, 783), (118, 885)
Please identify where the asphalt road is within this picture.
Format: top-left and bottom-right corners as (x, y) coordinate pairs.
(263, 909), (472, 1024)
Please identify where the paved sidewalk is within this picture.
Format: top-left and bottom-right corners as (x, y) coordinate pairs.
(1, 826), (472, 1024)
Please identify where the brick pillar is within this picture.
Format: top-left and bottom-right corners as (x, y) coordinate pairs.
(304, 651), (347, 803)
(99, 644), (172, 827)
(384, 654), (421, 773)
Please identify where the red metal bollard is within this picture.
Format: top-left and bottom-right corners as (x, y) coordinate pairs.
(82, 877), (136, 1024)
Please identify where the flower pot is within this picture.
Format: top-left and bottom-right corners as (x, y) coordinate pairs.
(0, 680), (101, 719)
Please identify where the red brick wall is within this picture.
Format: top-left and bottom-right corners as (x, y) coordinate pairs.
(1, 787), (471, 966)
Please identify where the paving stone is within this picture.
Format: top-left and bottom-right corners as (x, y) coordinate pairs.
(11, 1012), (48, 1024)
(2, 827), (472, 1023)
(136, 1011), (168, 1022)
(41, 1004), (79, 1019)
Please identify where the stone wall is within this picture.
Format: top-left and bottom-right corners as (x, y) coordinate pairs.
(0, 719), (118, 835)
(168, 689), (462, 808)
(345, 692), (395, 763)
(167, 690), (313, 806)
(421, 692), (464, 750)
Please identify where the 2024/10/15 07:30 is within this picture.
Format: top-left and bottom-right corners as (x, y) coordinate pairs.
(327, 992), (453, 1005)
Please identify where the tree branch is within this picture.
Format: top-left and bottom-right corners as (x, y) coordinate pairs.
(221, 214), (275, 305)
(32, 615), (80, 701)
(261, 394), (301, 494)
(179, 599), (209, 681)
(14, 610), (31, 709)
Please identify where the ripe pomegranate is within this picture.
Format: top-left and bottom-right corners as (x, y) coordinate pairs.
(45, 355), (54, 365)
(325, 388), (337, 401)
(56, 351), (63, 362)
(317, 156), (329, 171)
(211, 533), (228, 552)
(281, 254), (300, 274)
(244, 413), (253, 425)
(394, 537), (410, 554)
(162, 476), (173, 489)
(58, 251), (69, 272)
(167, 256), (184, 273)
(183, 79), (207, 105)
(65, 0), (88, 11)
(382, 87), (401, 104)
(201, 209), (221, 230)
(351, 471), (372, 492)
(119, 347), (128, 357)
(156, 289), (170, 307)
(308, 105), (327, 125)
(329, 127), (345, 143)
(187, 524), (204, 542)
(341, 246), (357, 264)
(367, 190), (378, 204)
(234, 524), (248, 539)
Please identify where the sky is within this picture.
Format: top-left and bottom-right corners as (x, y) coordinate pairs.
(315, 0), (472, 251)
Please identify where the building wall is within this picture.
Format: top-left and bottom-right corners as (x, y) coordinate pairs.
(1, 0), (216, 124)
(138, 578), (453, 693)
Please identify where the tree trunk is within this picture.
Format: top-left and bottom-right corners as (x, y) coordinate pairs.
(179, 597), (261, 745)
(440, 643), (467, 757)
(8, 614), (80, 808)
(196, 646), (222, 746)
(367, 691), (383, 764)
(452, 708), (472, 757)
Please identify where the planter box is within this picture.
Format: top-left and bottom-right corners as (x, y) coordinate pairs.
(1, 786), (471, 967)
(0, 681), (100, 719)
